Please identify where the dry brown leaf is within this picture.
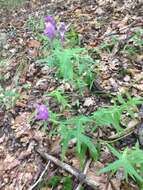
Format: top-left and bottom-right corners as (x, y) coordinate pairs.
(87, 170), (108, 190)
(71, 157), (80, 170)
(0, 154), (20, 171)
(133, 84), (143, 91)
(83, 97), (95, 107)
(133, 72), (143, 82)
(27, 40), (40, 48)
(110, 178), (121, 190)
(51, 137), (61, 155)
(117, 15), (130, 29)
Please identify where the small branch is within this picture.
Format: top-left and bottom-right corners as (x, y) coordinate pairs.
(108, 119), (139, 140)
(36, 149), (99, 189)
(75, 158), (92, 190)
(28, 161), (51, 190)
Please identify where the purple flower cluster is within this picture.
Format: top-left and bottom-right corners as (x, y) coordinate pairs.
(58, 22), (67, 44)
(36, 104), (49, 121)
(44, 16), (56, 41)
(44, 15), (67, 43)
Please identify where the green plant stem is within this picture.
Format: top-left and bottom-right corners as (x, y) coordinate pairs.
(99, 119), (139, 144)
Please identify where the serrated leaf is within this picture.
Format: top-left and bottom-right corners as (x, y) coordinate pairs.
(47, 176), (61, 187)
(63, 177), (72, 190)
(99, 145), (143, 182)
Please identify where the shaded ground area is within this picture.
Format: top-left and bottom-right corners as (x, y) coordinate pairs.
(0, 0), (143, 189)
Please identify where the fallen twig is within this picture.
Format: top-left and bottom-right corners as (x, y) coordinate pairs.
(108, 119), (139, 141)
(28, 161), (51, 190)
(75, 158), (92, 190)
(36, 149), (99, 189)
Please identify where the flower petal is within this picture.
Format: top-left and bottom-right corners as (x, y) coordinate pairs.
(36, 104), (49, 121)
(44, 16), (56, 28)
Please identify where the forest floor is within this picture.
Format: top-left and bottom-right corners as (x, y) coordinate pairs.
(0, 0), (143, 189)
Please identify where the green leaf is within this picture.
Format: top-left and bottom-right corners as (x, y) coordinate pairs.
(60, 114), (98, 162)
(107, 144), (121, 158)
(99, 159), (123, 175)
(63, 177), (72, 190)
(48, 176), (61, 187)
(99, 145), (143, 182)
(92, 95), (143, 132)
(92, 107), (122, 132)
(80, 134), (97, 160)
(47, 88), (70, 110)
(60, 125), (73, 159)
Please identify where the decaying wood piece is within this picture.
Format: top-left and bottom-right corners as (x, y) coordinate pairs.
(75, 158), (92, 190)
(36, 149), (99, 189)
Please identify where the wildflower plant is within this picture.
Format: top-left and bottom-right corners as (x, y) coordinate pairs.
(58, 22), (68, 44)
(36, 15), (96, 93)
(0, 86), (20, 109)
(26, 16), (45, 34)
(66, 26), (80, 46)
(59, 115), (98, 165)
(32, 15), (143, 188)
(92, 94), (143, 133)
(44, 16), (57, 41)
(99, 143), (143, 183)
(39, 175), (72, 190)
(36, 104), (49, 121)
(47, 88), (70, 110)
(122, 29), (143, 55)
(43, 15), (67, 47)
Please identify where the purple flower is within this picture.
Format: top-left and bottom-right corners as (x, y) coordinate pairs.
(58, 22), (67, 43)
(36, 104), (49, 121)
(43, 16), (68, 44)
(44, 16), (56, 40)
(44, 16), (56, 28)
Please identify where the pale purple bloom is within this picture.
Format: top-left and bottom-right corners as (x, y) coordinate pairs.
(44, 16), (68, 44)
(44, 16), (56, 40)
(36, 104), (49, 121)
(44, 16), (56, 28)
(58, 22), (67, 43)
(44, 23), (56, 40)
